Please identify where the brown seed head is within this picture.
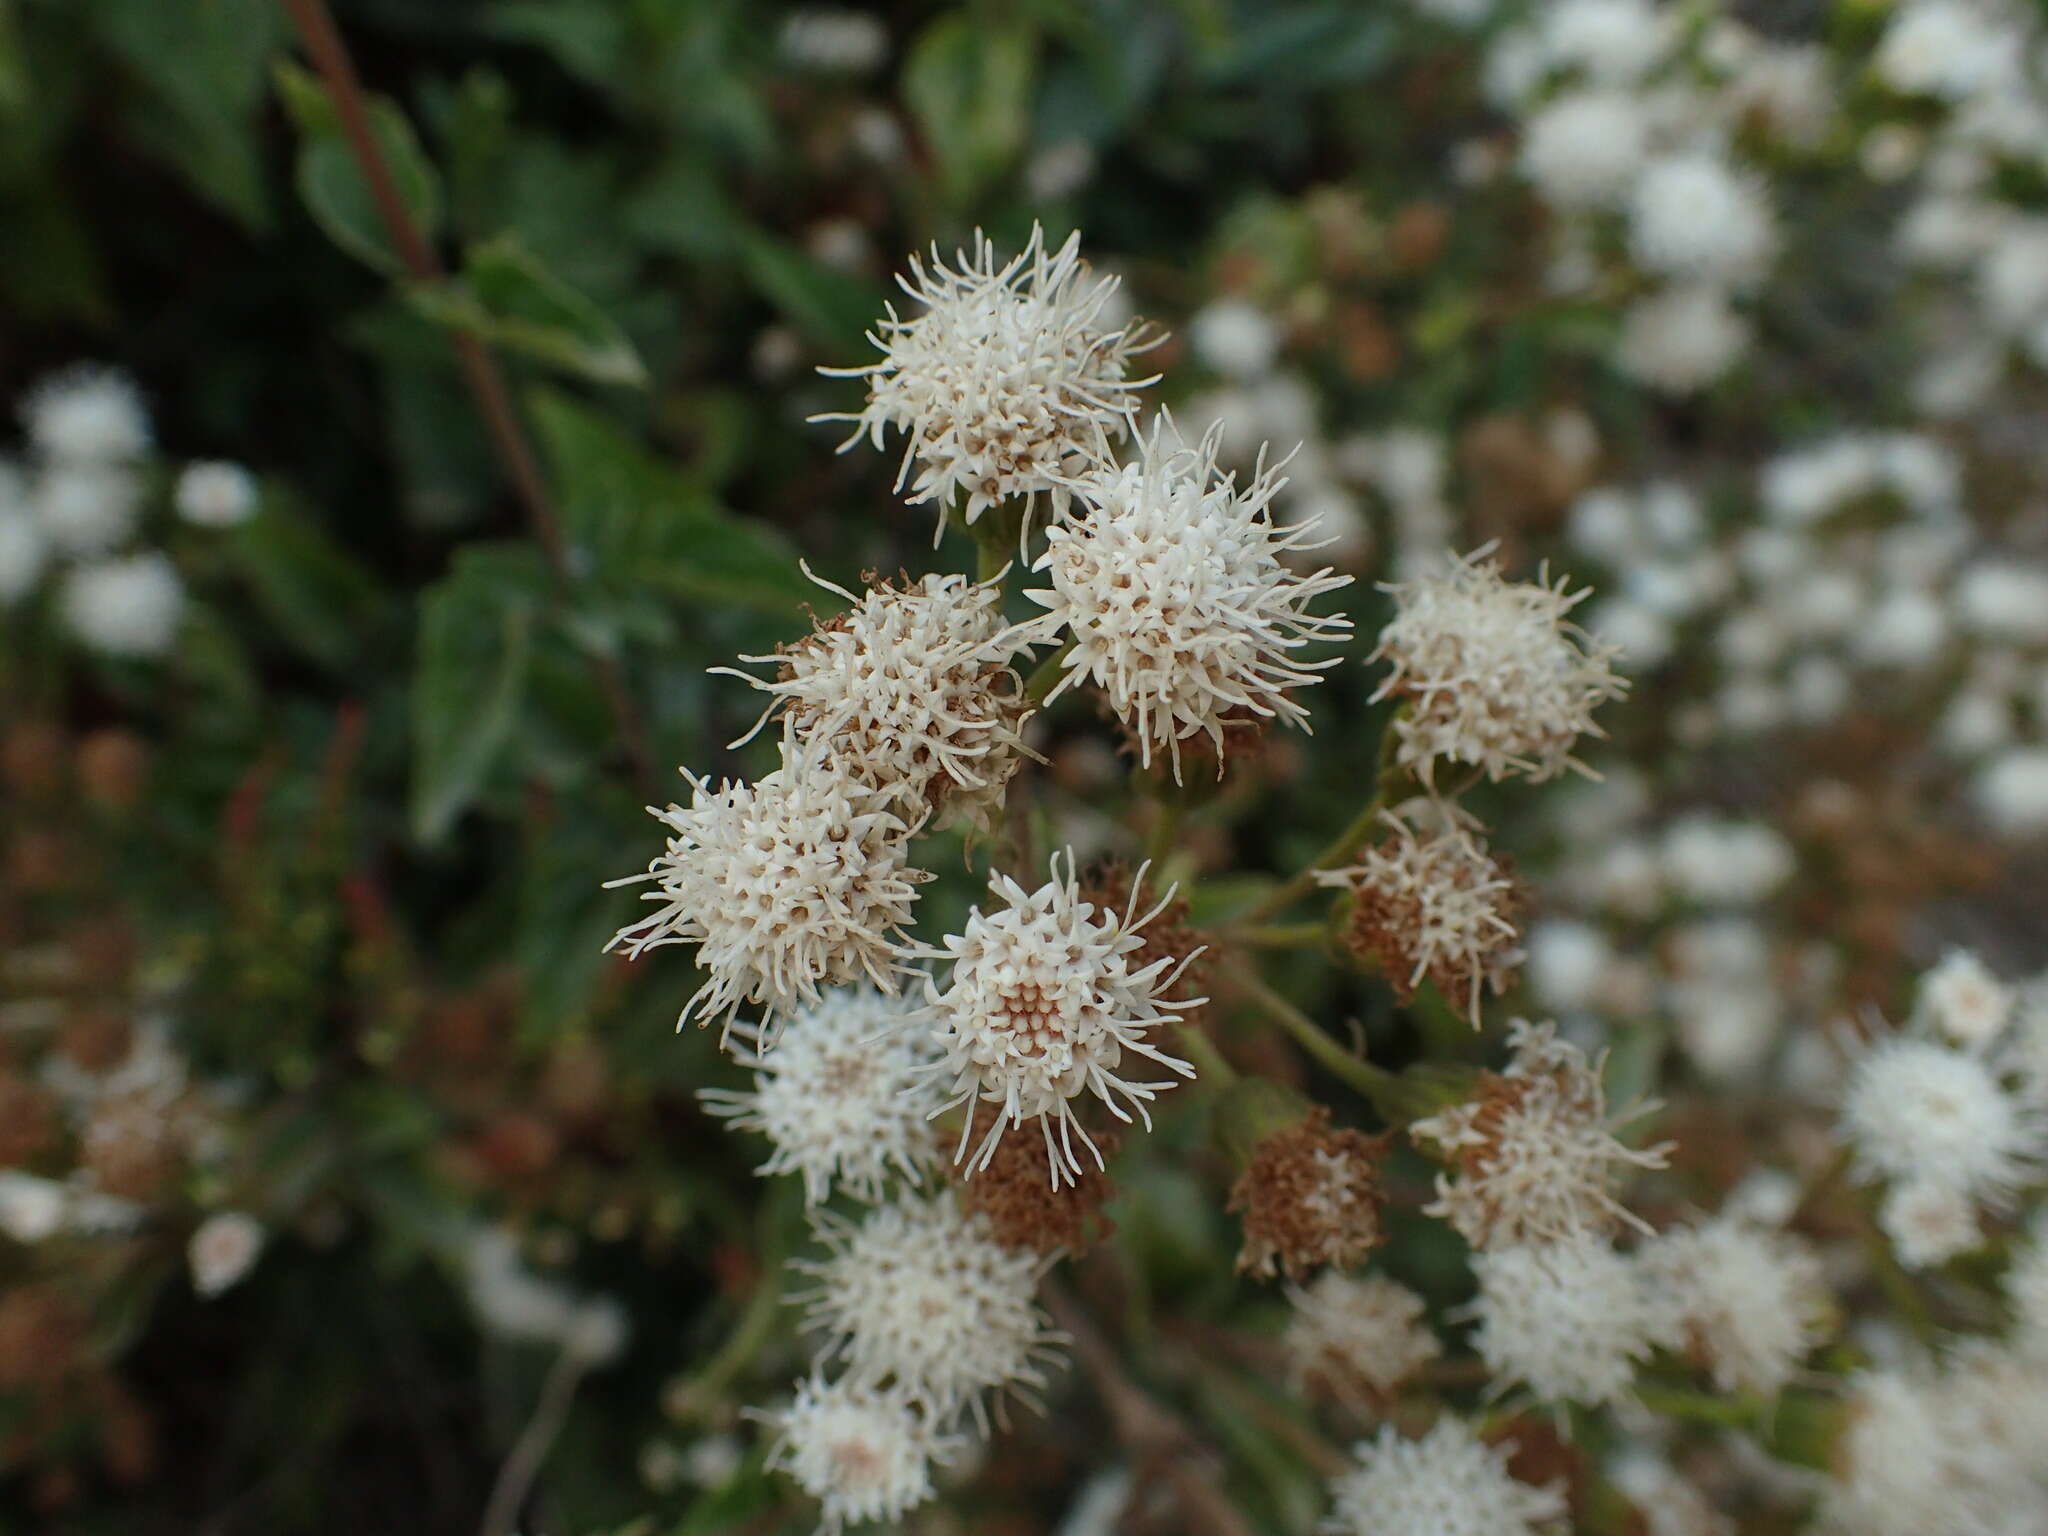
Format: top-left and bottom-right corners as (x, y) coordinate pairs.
(958, 1118), (1120, 1256)
(1229, 1107), (1389, 1280)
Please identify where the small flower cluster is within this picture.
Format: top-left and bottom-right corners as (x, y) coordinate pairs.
(0, 364), (256, 658)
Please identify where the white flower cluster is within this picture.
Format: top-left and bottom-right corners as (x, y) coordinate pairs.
(1322, 1417), (1566, 1536)
(1839, 952), (2047, 1269)
(2, 364), (256, 658)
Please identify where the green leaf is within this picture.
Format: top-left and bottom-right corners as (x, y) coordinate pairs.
(410, 545), (546, 844)
(223, 488), (386, 671)
(903, 14), (1038, 209)
(407, 233), (647, 388)
(735, 228), (885, 355)
(527, 388), (810, 612)
(95, 0), (284, 227)
(275, 59), (442, 274)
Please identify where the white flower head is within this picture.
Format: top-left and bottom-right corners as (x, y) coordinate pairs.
(776, 8), (890, 75)
(1315, 799), (1522, 1025)
(1284, 1271), (1441, 1405)
(174, 461), (258, 528)
(1539, 0), (1669, 83)
(1520, 91), (1650, 210)
(1918, 949), (2016, 1049)
(716, 565), (1036, 835)
(923, 851), (1201, 1188)
(188, 1211), (266, 1297)
(793, 1191), (1063, 1430)
(817, 225), (1158, 538)
(1879, 1176), (1982, 1269)
(1615, 284), (1750, 395)
(1839, 1035), (2043, 1207)
(1029, 417), (1352, 780)
(1467, 1235), (1664, 1406)
(1412, 1018), (1670, 1249)
(61, 553), (185, 658)
(34, 463), (144, 557)
(606, 749), (928, 1044)
(1638, 1214), (1829, 1395)
(1322, 1418), (1567, 1536)
(22, 363), (151, 463)
(761, 1374), (958, 1535)
(1628, 154), (1777, 288)
(1371, 547), (1626, 786)
(699, 985), (944, 1206)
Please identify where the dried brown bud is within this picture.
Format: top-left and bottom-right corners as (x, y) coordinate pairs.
(0, 1286), (87, 1390)
(0, 1071), (57, 1167)
(959, 1119), (1119, 1256)
(1229, 1107), (1389, 1280)
(80, 1092), (183, 1202)
(1321, 803), (1523, 1024)
(76, 730), (150, 811)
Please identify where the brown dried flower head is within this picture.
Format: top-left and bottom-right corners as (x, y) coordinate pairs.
(1318, 799), (1523, 1025)
(80, 1091), (186, 1202)
(958, 1118), (1120, 1256)
(1229, 1107), (1390, 1280)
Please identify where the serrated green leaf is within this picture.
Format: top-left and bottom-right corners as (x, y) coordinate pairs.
(407, 233), (646, 387)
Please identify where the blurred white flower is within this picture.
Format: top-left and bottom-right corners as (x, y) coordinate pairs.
(1283, 1271), (1440, 1403)
(777, 8), (889, 74)
(1468, 1235), (1664, 1405)
(188, 1211), (265, 1297)
(1638, 1213), (1828, 1394)
(1190, 298), (1281, 379)
(34, 463), (143, 557)
(22, 363), (151, 463)
(762, 1374), (956, 1534)
(1615, 285), (1749, 394)
(1323, 1418), (1566, 1536)
(1978, 747), (2048, 834)
(1628, 155), (1776, 287)
(60, 553), (184, 657)
(1918, 950), (2015, 1049)
(174, 461), (258, 528)
(1520, 91), (1649, 209)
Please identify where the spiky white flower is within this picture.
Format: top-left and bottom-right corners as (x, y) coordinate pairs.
(717, 566), (1037, 834)
(1283, 1271), (1441, 1403)
(174, 461), (258, 528)
(60, 553), (184, 657)
(1412, 1018), (1670, 1249)
(1520, 91), (1650, 210)
(1628, 155), (1776, 287)
(22, 364), (151, 463)
(699, 986), (943, 1206)
(794, 1192), (1062, 1428)
(34, 463), (144, 557)
(1839, 1035), (2042, 1206)
(923, 852), (1200, 1187)
(1637, 1214), (1828, 1394)
(1371, 548), (1626, 786)
(606, 752), (927, 1043)
(1919, 949), (2016, 1049)
(1314, 800), (1522, 1025)
(1468, 1235), (1664, 1405)
(1028, 419), (1351, 779)
(1322, 1418), (1567, 1536)
(1615, 285), (1750, 395)
(817, 225), (1157, 538)
(762, 1374), (956, 1534)
(188, 1211), (265, 1297)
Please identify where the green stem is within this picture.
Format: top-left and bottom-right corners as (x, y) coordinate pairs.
(1145, 792), (1184, 868)
(1223, 921), (1328, 950)
(1633, 1381), (1764, 1430)
(1237, 717), (1405, 924)
(1176, 1019), (1237, 1086)
(1230, 966), (1408, 1121)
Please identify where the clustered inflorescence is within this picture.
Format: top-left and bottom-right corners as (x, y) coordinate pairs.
(604, 223), (1669, 1532)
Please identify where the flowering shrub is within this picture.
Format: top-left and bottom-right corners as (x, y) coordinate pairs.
(9, 2), (2048, 1533)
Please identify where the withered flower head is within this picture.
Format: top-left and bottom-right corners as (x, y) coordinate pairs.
(1317, 799), (1524, 1025)
(957, 1117), (1119, 1256)
(1229, 1107), (1390, 1280)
